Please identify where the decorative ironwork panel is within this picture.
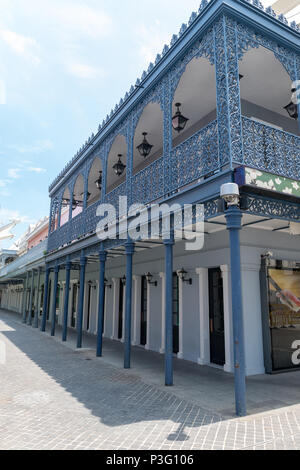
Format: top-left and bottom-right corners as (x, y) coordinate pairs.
(104, 182), (127, 215)
(214, 16), (243, 168)
(242, 117), (300, 181)
(170, 120), (219, 192)
(131, 156), (164, 206)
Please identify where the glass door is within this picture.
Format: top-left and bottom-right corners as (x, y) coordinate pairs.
(118, 280), (124, 340)
(140, 276), (148, 346)
(173, 273), (179, 354)
(209, 268), (225, 366)
(71, 283), (78, 328)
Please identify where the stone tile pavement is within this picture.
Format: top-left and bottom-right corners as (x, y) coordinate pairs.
(1, 309), (300, 450)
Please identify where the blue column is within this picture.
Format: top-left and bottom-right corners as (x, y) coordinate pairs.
(77, 251), (87, 349)
(96, 249), (107, 357)
(50, 265), (60, 337)
(164, 233), (174, 386)
(124, 242), (135, 369)
(225, 206), (247, 417)
(62, 259), (71, 342)
(22, 272), (29, 323)
(33, 268), (41, 328)
(27, 271), (35, 325)
(41, 267), (50, 332)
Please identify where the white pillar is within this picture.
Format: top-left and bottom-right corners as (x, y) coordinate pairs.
(111, 278), (119, 340)
(221, 265), (234, 373)
(196, 268), (210, 366)
(177, 278), (184, 359)
(132, 275), (141, 346)
(159, 272), (166, 354)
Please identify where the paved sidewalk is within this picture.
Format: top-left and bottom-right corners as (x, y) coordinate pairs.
(1, 310), (300, 450)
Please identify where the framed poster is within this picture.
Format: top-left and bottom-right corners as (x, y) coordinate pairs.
(262, 260), (300, 372)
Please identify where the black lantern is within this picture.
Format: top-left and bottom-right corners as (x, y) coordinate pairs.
(113, 154), (126, 177)
(284, 88), (298, 119)
(95, 171), (103, 190)
(177, 268), (192, 285)
(146, 272), (157, 287)
(137, 132), (153, 158)
(172, 103), (189, 133)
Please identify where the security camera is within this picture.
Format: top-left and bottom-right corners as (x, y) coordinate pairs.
(220, 183), (240, 206)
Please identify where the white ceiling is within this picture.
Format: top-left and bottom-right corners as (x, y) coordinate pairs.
(239, 46), (292, 119)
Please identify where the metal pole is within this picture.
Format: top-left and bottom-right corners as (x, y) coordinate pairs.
(96, 250), (107, 357)
(22, 272), (29, 323)
(41, 267), (50, 332)
(77, 251), (86, 349)
(124, 242), (134, 369)
(62, 259), (71, 342)
(27, 271), (35, 325)
(51, 265), (59, 337)
(164, 233), (174, 386)
(225, 205), (247, 417)
(33, 268), (41, 328)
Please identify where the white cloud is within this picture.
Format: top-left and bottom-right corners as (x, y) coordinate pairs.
(8, 169), (21, 179)
(8, 140), (53, 154)
(0, 30), (40, 65)
(28, 167), (46, 174)
(136, 20), (171, 66)
(67, 62), (106, 79)
(49, 2), (114, 39)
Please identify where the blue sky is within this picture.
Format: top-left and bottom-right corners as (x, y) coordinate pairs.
(0, 0), (296, 248)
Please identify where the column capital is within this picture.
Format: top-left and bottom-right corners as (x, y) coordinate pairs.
(99, 251), (107, 263)
(125, 241), (135, 255)
(159, 272), (165, 279)
(225, 206), (243, 231)
(133, 275), (141, 282)
(196, 267), (208, 276)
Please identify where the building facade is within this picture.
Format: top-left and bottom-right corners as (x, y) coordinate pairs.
(1, 0), (300, 416)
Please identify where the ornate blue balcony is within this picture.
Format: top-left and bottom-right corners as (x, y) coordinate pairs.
(46, 0), (300, 254)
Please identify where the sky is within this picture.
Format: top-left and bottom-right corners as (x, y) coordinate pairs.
(0, 0), (299, 248)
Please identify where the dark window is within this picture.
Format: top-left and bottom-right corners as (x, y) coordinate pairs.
(141, 276), (148, 346)
(173, 273), (179, 354)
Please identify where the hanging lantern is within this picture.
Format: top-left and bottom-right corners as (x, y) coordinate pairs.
(284, 88), (298, 119)
(137, 132), (153, 158)
(172, 103), (189, 133)
(113, 154), (126, 177)
(95, 171), (103, 190)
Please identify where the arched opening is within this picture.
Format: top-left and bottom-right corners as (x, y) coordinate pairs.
(87, 157), (103, 208)
(239, 46), (298, 135)
(133, 102), (163, 176)
(172, 56), (217, 147)
(106, 135), (127, 194)
(72, 174), (84, 219)
(61, 187), (71, 227)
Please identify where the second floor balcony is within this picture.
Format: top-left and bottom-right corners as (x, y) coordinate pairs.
(47, 4), (300, 253)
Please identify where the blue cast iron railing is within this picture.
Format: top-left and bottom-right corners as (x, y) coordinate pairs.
(170, 120), (219, 192)
(242, 117), (300, 181)
(132, 156), (164, 206)
(47, 117), (300, 253)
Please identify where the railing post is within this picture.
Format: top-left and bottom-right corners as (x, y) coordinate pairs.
(77, 250), (87, 349)
(22, 272), (29, 324)
(51, 265), (60, 337)
(96, 248), (107, 357)
(225, 206), (247, 417)
(41, 267), (50, 332)
(214, 16), (243, 170)
(33, 268), (41, 328)
(62, 258), (71, 342)
(124, 241), (135, 369)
